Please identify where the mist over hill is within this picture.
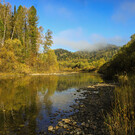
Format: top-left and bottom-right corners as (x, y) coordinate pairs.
(55, 45), (119, 61)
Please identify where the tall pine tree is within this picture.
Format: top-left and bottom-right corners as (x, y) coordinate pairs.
(28, 6), (38, 55)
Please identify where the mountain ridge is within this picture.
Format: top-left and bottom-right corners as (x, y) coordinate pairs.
(54, 45), (119, 61)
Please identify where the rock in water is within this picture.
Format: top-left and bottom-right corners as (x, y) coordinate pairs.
(55, 125), (59, 130)
(58, 121), (64, 127)
(48, 126), (53, 131)
(62, 119), (71, 123)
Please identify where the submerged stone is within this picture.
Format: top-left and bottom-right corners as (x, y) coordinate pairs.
(62, 118), (71, 123)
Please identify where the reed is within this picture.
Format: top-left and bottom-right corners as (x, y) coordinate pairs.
(105, 75), (135, 135)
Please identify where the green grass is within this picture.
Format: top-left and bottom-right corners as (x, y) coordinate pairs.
(105, 75), (135, 135)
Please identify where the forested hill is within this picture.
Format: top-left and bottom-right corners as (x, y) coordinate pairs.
(55, 45), (119, 61)
(98, 34), (135, 77)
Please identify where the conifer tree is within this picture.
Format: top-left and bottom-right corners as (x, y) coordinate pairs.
(28, 6), (38, 55)
(11, 5), (17, 39)
(16, 6), (26, 43)
(0, 2), (12, 46)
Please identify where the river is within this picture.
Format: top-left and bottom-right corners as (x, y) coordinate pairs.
(0, 73), (103, 134)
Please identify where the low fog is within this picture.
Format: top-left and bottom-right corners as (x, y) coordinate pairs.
(53, 28), (128, 52)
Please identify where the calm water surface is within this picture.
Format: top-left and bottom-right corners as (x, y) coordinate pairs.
(0, 73), (103, 134)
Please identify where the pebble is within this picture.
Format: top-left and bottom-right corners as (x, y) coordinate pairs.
(48, 126), (53, 131)
(55, 125), (59, 130)
(46, 84), (115, 135)
(63, 124), (68, 129)
(81, 122), (85, 126)
(62, 118), (71, 123)
(86, 123), (89, 128)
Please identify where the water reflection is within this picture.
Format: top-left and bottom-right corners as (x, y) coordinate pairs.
(0, 73), (103, 134)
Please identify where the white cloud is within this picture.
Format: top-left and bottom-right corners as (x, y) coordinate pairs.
(109, 36), (126, 45)
(54, 38), (90, 50)
(89, 34), (107, 44)
(89, 34), (126, 45)
(56, 27), (83, 40)
(112, 1), (135, 22)
(54, 28), (126, 51)
(54, 27), (90, 50)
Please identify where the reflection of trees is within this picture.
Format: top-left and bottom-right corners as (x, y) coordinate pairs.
(0, 75), (59, 134)
(0, 73), (102, 112)
(37, 76), (58, 116)
(56, 73), (103, 91)
(0, 73), (103, 134)
(0, 76), (38, 134)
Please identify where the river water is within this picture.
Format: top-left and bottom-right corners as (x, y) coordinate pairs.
(0, 73), (103, 135)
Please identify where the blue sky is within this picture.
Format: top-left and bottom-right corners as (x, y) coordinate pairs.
(4, 0), (135, 51)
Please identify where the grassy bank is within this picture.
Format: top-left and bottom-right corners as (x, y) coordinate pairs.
(105, 75), (135, 135)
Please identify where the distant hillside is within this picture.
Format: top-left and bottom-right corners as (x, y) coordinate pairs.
(55, 45), (119, 61)
(54, 49), (74, 61)
(98, 35), (135, 77)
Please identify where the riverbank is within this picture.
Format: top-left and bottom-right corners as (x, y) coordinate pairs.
(30, 72), (79, 76)
(0, 71), (79, 78)
(46, 83), (116, 135)
(0, 73), (25, 78)
(0, 70), (100, 78)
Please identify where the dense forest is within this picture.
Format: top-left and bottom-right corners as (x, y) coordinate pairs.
(0, 2), (121, 74)
(0, 2), (59, 74)
(98, 34), (135, 78)
(1, 1), (134, 76)
(55, 45), (119, 71)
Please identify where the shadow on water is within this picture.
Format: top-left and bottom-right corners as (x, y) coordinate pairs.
(0, 73), (103, 134)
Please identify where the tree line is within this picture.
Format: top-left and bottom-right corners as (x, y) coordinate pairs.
(98, 34), (135, 78)
(55, 45), (119, 72)
(0, 1), (58, 73)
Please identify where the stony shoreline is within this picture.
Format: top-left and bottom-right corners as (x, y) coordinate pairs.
(0, 71), (79, 78)
(46, 83), (116, 135)
(30, 72), (79, 76)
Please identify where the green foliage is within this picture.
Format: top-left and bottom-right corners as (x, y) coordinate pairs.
(28, 6), (38, 55)
(55, 45), (118, 61)
(0, 39), (31, 73)
(0, 19), (4, 39)
(15, 5), (26, 43)
(46, 50), (59, 72)
(4, 39), (24, 61)
(55, 45), (119, 72)
(0, 47), (17, 72)
(98, 34), (135, 77)
(0, 2), (59, 74)
(44, 29), (53, 52)
(28, 50), (59, 72)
